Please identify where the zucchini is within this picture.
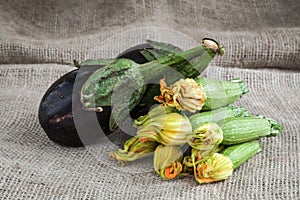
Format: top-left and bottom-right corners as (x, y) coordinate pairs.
(218, 117), (284, 145)
(141, 39), (222, 79)
(195, 77), (249, 110)
(81, 39), (224, 110)
(81, 38), (225, 131)
(154, 78), (249, 113)
(222, 140), (262, 169)
(189, 106), (251, 130)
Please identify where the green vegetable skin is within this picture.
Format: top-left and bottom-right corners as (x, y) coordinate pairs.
(218, 117), (284, 145)
(222, 140), (262, 169)
(141, 40), (183, 61)
(140, 40), (214, 80)
(80, 39), (224, 130)
(76, 59), (114, 67)
(195, 77), (249, 111)
(189, 106), (251, 130)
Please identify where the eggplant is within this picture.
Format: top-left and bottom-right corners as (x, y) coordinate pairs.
(38, 44), (153, 147)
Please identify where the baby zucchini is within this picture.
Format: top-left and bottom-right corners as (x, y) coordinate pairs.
(218, 117), (283, 145)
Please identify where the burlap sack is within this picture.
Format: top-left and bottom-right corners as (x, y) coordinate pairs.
(0, 0), (299, 69)
(0, 0), (299, 199)
(1, 64), (299, 199)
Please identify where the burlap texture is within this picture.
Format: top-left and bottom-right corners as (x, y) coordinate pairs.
(0, 64), (299, 199)
(0, 0), (300, 69)
(1, 0), (300, 199)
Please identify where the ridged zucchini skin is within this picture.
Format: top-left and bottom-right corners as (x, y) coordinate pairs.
(222, 140), (262, 169)
(195, 77), (249, 111)
(218, 117), (283, 145)
(189, 106), (251, 130)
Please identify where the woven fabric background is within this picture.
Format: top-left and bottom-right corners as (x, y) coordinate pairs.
(0, 0), (300, 199)
(0, 0), (300, 69)
(0, 64), (299, 199)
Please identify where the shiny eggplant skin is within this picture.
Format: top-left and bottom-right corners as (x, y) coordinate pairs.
(38, 44), (152, 147)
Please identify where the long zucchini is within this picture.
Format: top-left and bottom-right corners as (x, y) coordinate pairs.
(81, 38), (224, 110)
(80, 39), (224, 130)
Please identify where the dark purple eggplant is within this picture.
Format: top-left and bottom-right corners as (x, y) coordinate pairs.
(38, 44), (153, 147)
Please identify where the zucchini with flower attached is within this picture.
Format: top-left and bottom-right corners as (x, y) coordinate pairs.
(154, 77), (248, 113)
(192, 140), (262, 184)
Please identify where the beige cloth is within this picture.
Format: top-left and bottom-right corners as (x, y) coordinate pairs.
(0, 0), (299, 69)
(0, 0), (300, 199)
(1, 64), (299, 199)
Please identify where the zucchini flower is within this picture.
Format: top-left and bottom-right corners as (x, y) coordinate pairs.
(182, 156), (194, 174)
(154, 145), (183, 180)
(194, 153), (233, 184)
(110, 136), (159, 166)
(187, 123), (223, 151)
(135, 107), (192, 145)
(134, 105), (175, 126)
(154, 78), (206, 113)
(191, 144), (224, 162)
(137, 113), (192, 145)
(182, 145), (224, 174)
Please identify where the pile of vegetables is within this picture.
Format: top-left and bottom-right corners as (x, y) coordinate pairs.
(39, 38), (283, 184)
(106, 39), (283, 184)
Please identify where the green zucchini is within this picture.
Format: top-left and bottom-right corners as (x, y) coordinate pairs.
(218, 117), (284, 145)
(222, 140), (262, 169)
(153, 77), (249, 113)
(81, 39), (224, 109)
(140, 39), (220, 79)
(189, 106), (251, 130)
(195, 77), (249, 111)
(81, 39), (225, 130)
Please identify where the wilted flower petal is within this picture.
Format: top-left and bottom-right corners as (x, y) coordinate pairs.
(154, 78), (206, 113)
(110, 136), (159, 166)
(187, 123), (223, 151)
